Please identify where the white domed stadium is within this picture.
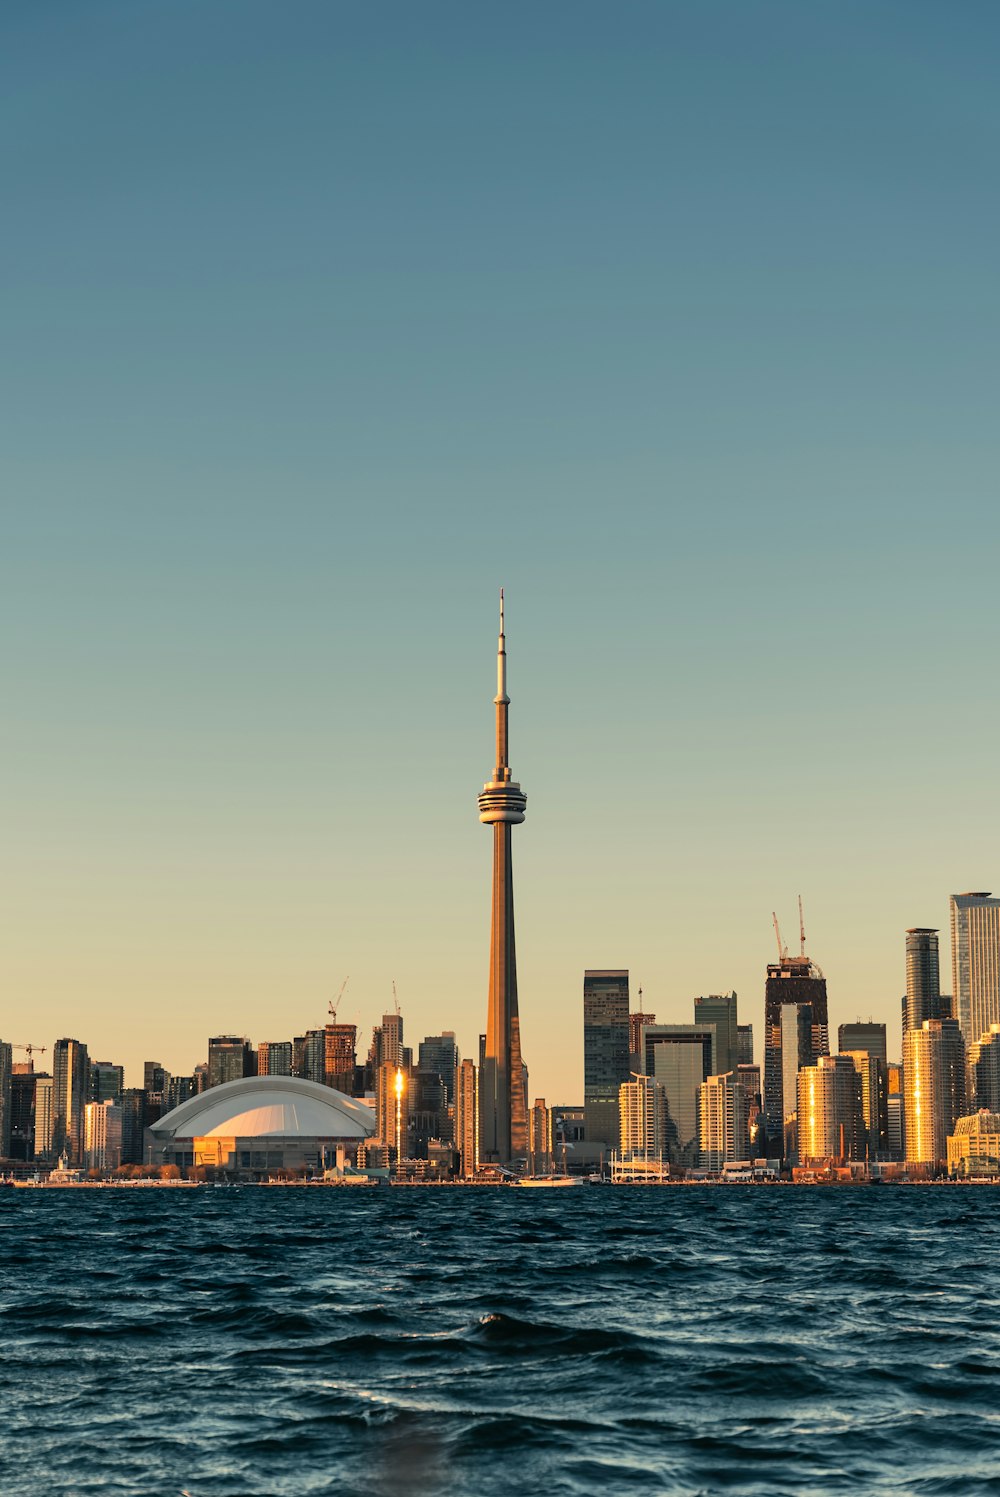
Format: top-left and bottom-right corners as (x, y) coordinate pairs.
(150, 1075), (376, 1177)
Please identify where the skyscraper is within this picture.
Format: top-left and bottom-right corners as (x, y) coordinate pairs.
(208, 1036), (254, 1089)
(257, 1041), (292, 1077)
(629, 1009), (657, 1069)
(619, 1075), (670, 1158)
(0, 1041), (11, 1158)
(905, 928), (941, 1032)
(796, 1055), (863, 1165)
(583, 970), (630, 1151)
(325, 1023), (357, 1093)
(903, 1019), (966, 1168)
(779, 1002), (813, 1140)
(763, 938), (829, 1155)
(643, 1025), (715, 1166)
(842, 1051), (888, 1159)
(737, 1024), (754, 1066)
(968, 1024), (1000, 1111)
(52, 1038), (90, 1164)
(951, 893), (1000, 1045)
(455, 1058), (478, 1177)
(478, 593), (529, 1166)
(694, 994), (738, 1075)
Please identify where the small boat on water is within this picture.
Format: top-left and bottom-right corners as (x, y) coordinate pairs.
(516, 1175), (584, 1188)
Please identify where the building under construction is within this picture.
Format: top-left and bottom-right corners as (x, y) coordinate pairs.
(762, 902), (830, 1156)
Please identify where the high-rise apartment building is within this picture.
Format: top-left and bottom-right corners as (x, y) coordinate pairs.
(207, 1037), (254, 1089)
(584, 970), (630, 1151)
(143, 1061), (169, 1097)
(737, 1024), (754, 1066)
(257, 1041), (292, 1077)
(796, 1055), (863, 1165)
(52, 1038), (90, 1164)
(951, 893), (1000, 1045)
(905, 928), (942, 1032)
(120, 1089), (147, 1165)
(763, 948), (829, 1154)
(694, 994), (738, 1075)
(698, 1073), (749, 1172)
(619, 1075), (670, 1159)
(10, 1068), (44, 1161)
(418, 1034), (460, 1104)
(84, 1101), (123, 1172)
(886, 1062), (903, 1159)
(455, 1058), (478, 1177)
(478, 594), (529, 1166)
(903, 1019), (966, 1168)
(838, 1022), (887, 1063)
(0, 1041), (12, 1157)
(33, 1075), (55, 1160)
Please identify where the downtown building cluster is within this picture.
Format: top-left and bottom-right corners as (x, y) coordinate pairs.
(580, 893), (1000, 1181)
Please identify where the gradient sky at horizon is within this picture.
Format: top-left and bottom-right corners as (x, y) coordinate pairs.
(3, 2), (999, 1096)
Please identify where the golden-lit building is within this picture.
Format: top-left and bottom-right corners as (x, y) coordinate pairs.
(528, 1098), (552, 1174)
(698, 1072), (748, 1173)
(619, 1075), (669, 1159)
(796, 1055), (862, 1164)
(903, 1019), (966, 1169)
(454, 1058), (478, 1177)
(947, 1110), (1000, 1178)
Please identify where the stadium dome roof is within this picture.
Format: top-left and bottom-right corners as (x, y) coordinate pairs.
(150, 1075), (376, 1141)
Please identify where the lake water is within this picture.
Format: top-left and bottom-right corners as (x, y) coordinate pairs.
(3, 1186), (1000, 1495)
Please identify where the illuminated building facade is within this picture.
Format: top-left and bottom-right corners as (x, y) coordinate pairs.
(763, 954), (829, 1155)
(796, 1055), (863, 1164)
(619, 1075), (669, 1158)
(951, 893), (1000, 1044)
(698, 1072), (748, 1172)
(903, 1019), (967, 1168)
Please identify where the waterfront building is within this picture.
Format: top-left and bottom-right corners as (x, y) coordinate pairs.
(947, 1111), (1000, 1178)
(325, 1024), (357, 1093)
(478, 594), (530, 1166)
(119, 1088), (147, 1165)
(838, 1022), (887, 1063)
(619, 1075), (670, 1158)
(52, 1038), (90, 1165)
(10, 1068), (44, 1161)
(903, 1019), (967, 1168)
(33, 1075), (54, 1160)
(905, 928), (942, 1032)
(208, 1037), (255, 1090)
(968, 1024), (1000, 1111)
(84, 1101), (123, 1171)
(584, 970), (630, 1152)
(643, 1026), (715, 1166)
(418, 1034), (460, 1105)
(454, 1058), (478, 1177)
(737, 1024), (754, 1066)
(842, 1051), (888, 1158)
(796, 1055), (863, 1164)
(698, 1072), (748, 1173)
(694, 993), (738, 1075)
(951, 893), (1000, 1045)
(376, 1060), (408, 1156)
(0, 1041), (11, 1157)
(629, 1009), (656, 1070)
(150, 1076), (376, 1176)
(763, 948), (829, 1155)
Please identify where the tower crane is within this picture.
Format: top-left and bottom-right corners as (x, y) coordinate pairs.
(392, 980), (400, 1017)
(328, 977), (350, 1024)
(798, 895), (807, 958)
(11, 1044), (47, 1058)
(772, 912), (787, 963)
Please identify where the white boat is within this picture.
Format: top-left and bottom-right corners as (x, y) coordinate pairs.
(516, 1175), (583, 1187)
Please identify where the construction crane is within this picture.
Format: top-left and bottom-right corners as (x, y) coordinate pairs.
(772, 912), (788, 963)
(392, 979), (400, 1017)
(12, 1044), (47, 1058)
(328, 976), (349, 1024)
(798, 895), (807, 958)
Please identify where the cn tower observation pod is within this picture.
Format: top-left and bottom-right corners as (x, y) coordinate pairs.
(149, 1074), (376, 1175)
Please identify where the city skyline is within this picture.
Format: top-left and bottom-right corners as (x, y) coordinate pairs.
(5, 5), (1000, 1103)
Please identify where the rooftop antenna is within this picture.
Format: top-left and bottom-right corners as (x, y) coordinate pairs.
(798, 894), (806, 958)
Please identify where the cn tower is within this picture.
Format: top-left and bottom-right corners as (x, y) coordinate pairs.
(478, 590), (529, 1166)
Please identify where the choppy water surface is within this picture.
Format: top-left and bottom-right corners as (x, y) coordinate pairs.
(4, 1187), (1000, 1495)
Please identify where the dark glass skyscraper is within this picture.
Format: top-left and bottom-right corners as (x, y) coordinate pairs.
(905, 928), (941, 1032)
(763, 954), (829, 1155)
(52, 1037), (90, 1164)
(583, 970), (630, 1151)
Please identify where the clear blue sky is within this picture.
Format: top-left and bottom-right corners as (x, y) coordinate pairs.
(3, 2), (998, 1096)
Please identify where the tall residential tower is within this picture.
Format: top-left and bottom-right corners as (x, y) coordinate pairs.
(478, 593), (529, 1165)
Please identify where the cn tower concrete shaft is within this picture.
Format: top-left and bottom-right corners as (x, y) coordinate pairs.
(478, 591), (528, 1165)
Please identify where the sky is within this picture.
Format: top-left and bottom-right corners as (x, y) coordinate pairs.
(3, 2), (999, 1097)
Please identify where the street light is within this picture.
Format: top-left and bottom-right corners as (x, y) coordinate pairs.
(394, 1067), (404, 1183)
